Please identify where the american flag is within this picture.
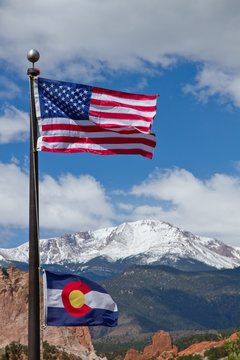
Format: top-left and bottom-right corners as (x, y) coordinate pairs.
(34, 77), (158, 159)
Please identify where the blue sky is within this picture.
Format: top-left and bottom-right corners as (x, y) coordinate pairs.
(1, 0), (240, 248)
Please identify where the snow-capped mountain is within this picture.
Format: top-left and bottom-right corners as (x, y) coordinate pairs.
(1, 220), (240, 271)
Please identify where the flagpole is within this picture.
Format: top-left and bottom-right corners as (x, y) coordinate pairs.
(27, 49), (41, 360)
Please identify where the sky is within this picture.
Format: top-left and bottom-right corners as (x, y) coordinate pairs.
(1, 0), (240, 248)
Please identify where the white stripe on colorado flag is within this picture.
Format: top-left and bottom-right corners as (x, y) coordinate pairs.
(47, 288), (118, 312)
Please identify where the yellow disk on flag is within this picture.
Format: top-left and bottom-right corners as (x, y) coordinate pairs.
(69, 290), (85, 308)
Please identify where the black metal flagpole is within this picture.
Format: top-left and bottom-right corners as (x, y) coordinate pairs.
(27, 49), (41, 360)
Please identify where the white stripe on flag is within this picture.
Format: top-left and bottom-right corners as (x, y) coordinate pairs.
(47, 289), (64, 307)
(40, 129), (156, 141)
(46, 288), (118, 312)
(85, 291), (118, 312)
(89, 104), (156, 117)
(89, 115), (151, 128)
(43, 271), (48, 324)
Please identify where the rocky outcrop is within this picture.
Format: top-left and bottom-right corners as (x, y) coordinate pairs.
(178, 340), (224, 356)
(0, 266), (29, 347)
(124, 329), (240, 360)
(124, 348), (144, 360)
(124, 330), (178, 360)
(143, 330), (177, 359)
(0, 266), (103, 359)
(178, 332), (239, 356)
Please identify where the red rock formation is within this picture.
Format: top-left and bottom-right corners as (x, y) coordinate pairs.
(124, 330), (177, 360)
(0, 266), (103, 359)
(124, 330), (240, 360)
(143, 330), (177, 359)
(178, 332), (240, 356)
(0, 266), (29, 346)
(124, 348), (144, 360)
(178, 340), (224, 356)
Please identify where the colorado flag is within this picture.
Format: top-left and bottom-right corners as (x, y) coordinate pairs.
(43, 271), (118, 327)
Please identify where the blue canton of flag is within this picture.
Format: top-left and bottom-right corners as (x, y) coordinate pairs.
(43, 271), (118, 327)
(37, 78), (92, 120)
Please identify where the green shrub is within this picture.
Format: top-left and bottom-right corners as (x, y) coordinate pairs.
(225, 334), (240, 360)
(177, 354), (202, 360)
(1, 341), (25, 360)
(1, 268), (9, 278)
(204, 345), (229, 360)
(0, 341), (74, 360)
(43, 341), (59, 360)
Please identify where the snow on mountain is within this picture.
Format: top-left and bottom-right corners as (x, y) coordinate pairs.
(1, 219), (240, 269)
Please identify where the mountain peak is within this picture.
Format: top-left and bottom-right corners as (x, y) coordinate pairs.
(1, 219), (240, 271)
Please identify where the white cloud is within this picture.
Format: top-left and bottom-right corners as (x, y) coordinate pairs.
(0, 161), (114, 232)
(0, 105), (29, 144)
(1, 161), (240, 246)
(183, 66), (240, 107)
(116, 202), (134, 211)
(130, 168), (240, 245)
(1, 0), (240, 105)
(40, 173), (114, 231)
(0, 162), (29, 227)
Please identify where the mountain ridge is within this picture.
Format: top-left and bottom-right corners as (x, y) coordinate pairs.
(1, 220), (240, 275)
(96, 264), (240, 336)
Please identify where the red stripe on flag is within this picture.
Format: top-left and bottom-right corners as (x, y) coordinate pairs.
(92, 87), (158, 101)
(42, 136), (156, 147)
(42, 123), (151, 134)
(42, 124), (103, 132)
(40, 146), (154, 159)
